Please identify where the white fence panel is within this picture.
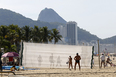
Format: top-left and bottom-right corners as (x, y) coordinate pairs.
(22, 42), (92, 68)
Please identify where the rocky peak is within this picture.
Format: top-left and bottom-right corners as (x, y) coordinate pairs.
(38, 8), (67, 24)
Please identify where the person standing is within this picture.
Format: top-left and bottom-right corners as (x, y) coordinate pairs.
(101, 54), (105, 68)
(74, 53), (81, 70)
(68, 56), (73, 70)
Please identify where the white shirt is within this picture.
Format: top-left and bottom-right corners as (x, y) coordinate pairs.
(101, 55), (105, 60)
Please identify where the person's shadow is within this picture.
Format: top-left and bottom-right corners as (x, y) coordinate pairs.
(49, 53), (55, 68)
(38, 55), (42, 66)
(56, 56), (62, 67)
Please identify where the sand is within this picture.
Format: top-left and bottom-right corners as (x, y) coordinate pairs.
(1, 56), (116, 77)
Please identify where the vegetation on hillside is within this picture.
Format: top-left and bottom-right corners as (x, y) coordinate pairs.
(78, 27), (99, 43)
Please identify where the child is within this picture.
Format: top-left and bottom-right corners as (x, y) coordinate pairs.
(10, 65), (17, 71)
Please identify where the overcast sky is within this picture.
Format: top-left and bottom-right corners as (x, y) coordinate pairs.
(0, 0), (116, 39)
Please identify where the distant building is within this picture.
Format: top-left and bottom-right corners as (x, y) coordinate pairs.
(57, 25), (66, 38)
(66, 21), (78, 45)
(57, 25), (67, 44)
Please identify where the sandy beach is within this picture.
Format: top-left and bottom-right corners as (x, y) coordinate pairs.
(3, 67), (116, 77)
(1, 56), (116, 77)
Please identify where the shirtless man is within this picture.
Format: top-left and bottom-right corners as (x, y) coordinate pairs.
(69, 56), (73, 70)
(74, 53), (81, 70)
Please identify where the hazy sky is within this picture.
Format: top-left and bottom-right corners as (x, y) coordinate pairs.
(0, 0), (116, 39)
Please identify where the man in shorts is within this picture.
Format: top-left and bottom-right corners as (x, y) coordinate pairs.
(74, 53), (81, 70)
(101, 54), (105, 68)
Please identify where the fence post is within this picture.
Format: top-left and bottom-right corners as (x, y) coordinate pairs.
(20, 41), (23, 66)
(98, 40), (100, 68)
(91, 46), (94, 69)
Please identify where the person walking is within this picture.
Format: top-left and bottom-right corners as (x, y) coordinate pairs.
(74, 53), (81, 70)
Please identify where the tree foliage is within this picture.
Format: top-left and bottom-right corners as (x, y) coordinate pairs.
(50, 29), (62, 44)
(0, 24), (62, 53)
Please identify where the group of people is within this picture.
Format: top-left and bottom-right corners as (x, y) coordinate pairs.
(68, 53), (81, 70)
(101, 54), (116, 68)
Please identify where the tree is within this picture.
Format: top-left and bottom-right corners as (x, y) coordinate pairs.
(31, 26), (41, 42)
(41, 27), (50, 43)
(6, 24), (23, 52)
(50, 29), (62, 44)
(6, 24), (20, 44)
(22, 26), (32, 42)
(0, 25), (9, 39)
(0, 36), (5, 50)
(0, 36), (15, 53)
(0, 25), (18, 53)
(5, 44), (17, 52)
(6, 30), (19, 44)
(8, 24), (19, 30)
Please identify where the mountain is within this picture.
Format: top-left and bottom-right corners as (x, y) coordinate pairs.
(38, 8), (67, 24)
(100, 36), (116, 44)
(0, 8), (115, 44)
(0, 8), (59, 29)
(0, 8), (33, 27)
(78, 27), (99, 43)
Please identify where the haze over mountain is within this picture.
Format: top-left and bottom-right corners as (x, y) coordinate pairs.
(0, 8), (115, 44)
(38, 8), (67, 24)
